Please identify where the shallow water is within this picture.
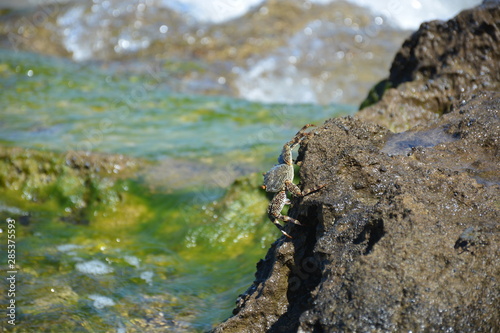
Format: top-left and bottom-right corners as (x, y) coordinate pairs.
(0, 50), (350, 162)
(2, 176), (276, 332)
(0, 48), (352, 331)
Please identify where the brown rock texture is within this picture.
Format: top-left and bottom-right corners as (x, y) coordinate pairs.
(357, 1), (500, 132)
(211, 2), (500, 332)
(212, 92), (499, 333)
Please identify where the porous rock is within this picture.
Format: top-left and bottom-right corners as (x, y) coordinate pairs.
(212, 91), (499, 333)
(211, 1), (500, 330)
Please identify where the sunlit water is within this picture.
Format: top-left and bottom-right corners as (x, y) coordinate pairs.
(0, 49), (352, 331)
(0, 50), (348, 161)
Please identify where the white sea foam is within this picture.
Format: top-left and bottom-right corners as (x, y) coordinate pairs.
(160, 0), (481, 29)
(336, 0), (482, 30)
(56, 244), (83, 252)
(76, 260), (114, 275)
(140, 271), (154, 285)
(88, 294), (116, 309)
(235, 56), (318, 104)
(124, 255), (141, 267)
(159, 0), (265, 23)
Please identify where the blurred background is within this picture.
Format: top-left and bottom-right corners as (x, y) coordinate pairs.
(0, 0), (481, 331)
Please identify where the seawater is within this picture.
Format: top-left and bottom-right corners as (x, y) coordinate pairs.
(0, 49), (352, 331)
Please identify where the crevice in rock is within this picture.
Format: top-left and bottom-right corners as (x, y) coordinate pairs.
(268, 207), (323, 332)
(348, 214), (385, 255)
(364, 218), (385, 255)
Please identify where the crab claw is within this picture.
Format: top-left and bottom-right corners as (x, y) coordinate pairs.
(261, 185), (266, 190)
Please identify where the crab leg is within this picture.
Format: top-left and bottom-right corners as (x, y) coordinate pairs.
(285, 180), (326, 197)
(279, 124), (316, 165)
(267, 190), (303, 238)
(287, 124), (316, 149)
(275, 223), (293, 239)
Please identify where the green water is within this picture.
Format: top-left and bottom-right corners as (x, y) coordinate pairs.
(0, 49), (349, 162)
(1, 174), (273, 332)
(0, 49), (355, 331)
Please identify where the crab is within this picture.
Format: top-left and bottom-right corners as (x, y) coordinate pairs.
(261, 124), (325, 238)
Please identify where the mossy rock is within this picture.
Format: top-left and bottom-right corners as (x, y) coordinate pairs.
(183, 172), (277, 257)
(359, 79), (392, 110)
(0, 146), (139, 223)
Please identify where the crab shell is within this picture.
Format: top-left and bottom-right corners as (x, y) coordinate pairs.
(263, 164), (294, 192)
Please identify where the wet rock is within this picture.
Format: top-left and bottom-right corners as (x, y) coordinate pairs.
(212, 91), (499, 333)
(357, 1), (500, 132)
(184, 172), (278, 254)
(211, 1), (500, 329)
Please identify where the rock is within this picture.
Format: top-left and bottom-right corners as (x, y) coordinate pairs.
(211, 2), (500, 331)
(212, 91), (499, 333)
(357, 1), (500, 132)
(296, 92), (499, 332)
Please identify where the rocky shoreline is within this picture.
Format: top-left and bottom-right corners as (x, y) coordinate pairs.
(211, 2), (499, 332)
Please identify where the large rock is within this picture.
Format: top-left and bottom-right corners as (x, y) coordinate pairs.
(296, 92), (499, 332)
(211, 2), (500, 331)
(212, 91), (499, 332)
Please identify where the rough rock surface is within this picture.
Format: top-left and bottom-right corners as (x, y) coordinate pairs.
(357, 1), (500, 132)
(212, 92), (499, 333)
(211, 2), (500, 332)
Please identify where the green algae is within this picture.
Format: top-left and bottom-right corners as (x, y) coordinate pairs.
(0, 48), (353, 331)
(183, 172), (276, 258)
(0, 146), (281, 331)
(0, 49), (354, 162)
(359, 78), (393, 110)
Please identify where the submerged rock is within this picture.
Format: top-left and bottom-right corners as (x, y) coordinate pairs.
(211, 2), (500, 332)
(0, 146), (138, 223)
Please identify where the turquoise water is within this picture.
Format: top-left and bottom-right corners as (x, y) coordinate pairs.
(0, 49), (355, 331)
(0, 50), (351, 162)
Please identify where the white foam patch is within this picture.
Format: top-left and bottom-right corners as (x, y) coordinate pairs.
(88, 294), (116, 309)
(124, 255), (140, 267)
(140, 271), (154, 285)
(160, 0), (265, 23)
(319, 0), (482, 30)
(56, 244), (83, 252)
(76, 260), (114, 275)
(235, 56), (318, 104)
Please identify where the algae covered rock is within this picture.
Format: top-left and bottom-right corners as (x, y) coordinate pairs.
(184, 172), (277, 256)
(0, 146), (138, 223)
